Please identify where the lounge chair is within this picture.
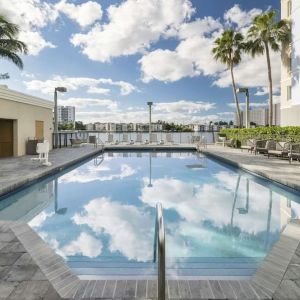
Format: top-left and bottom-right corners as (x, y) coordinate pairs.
(289, 143), (300, 164)
(267, 140), (290, 159)
(70, 138), (83, 147)
(241, 139), (256, 153)
(254, 140), (268, 155)
(150, 133), (158, 144)
(107, 134), (114, 144)
(215, 136), (226, 147)
(135, 133), (143, 144)
(224, 139), (236, 147)
(31, 140), (52, 166)
(122, 134), (129, 144)
(166, 133), (174, 144)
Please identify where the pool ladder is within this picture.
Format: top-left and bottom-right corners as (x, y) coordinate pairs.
(153, 203), (165, 300)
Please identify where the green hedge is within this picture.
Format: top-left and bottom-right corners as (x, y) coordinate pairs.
(220, 127), (300, 144)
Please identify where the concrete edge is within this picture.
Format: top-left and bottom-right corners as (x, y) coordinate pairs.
(251, 220), (300, 297)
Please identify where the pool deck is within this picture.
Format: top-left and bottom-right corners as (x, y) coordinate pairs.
(201, 145), (300, 192)
(0, 145), (104, 198)
(1, 144), (300, 298)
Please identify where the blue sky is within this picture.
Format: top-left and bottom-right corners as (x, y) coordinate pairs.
(0, 0), (280, 124)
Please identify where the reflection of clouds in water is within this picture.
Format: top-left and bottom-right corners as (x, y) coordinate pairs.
(38, 231), (102, 259)
(29, 211), (54, 228)
(72, 197), (153, 262)
(140, 171), (282, 235)
(58, 164), (136, 183)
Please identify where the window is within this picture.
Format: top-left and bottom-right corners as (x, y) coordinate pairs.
(288, 0), (292, 16)
(287, 85), (292, 100)
(288, 56), (292, 73)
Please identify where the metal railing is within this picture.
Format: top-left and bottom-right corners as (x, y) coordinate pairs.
(153, 203), (165, 300)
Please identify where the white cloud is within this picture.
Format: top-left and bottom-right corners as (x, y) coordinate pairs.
(154, 100), (215, 113)
(61, 232), (102, 258)
(224, 4), (262, 29)
(24, 75), (137, 96)
(87, 87), (110, 95)
(58, 97), (118, 110)
(70, 0), (194, 62)
(139, 49), (199, 83)
(56, 0), (103, 27)
(72, 197), (153, 261)
(0, 0), (58, 55)
(29, 211), (54, 228)
(59, 164), (136, 184)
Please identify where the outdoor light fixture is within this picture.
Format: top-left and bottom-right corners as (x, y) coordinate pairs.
(147, 101), (153, 140)
(236, 88), (250, 129)
(54, 86), (67, 148)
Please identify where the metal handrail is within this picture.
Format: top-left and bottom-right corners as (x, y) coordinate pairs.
(153, 203), (165, 300)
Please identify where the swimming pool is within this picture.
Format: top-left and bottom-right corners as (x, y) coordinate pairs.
(1, 151), (300, 279)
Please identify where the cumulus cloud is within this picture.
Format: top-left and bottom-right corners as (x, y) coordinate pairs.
(56, 0), (103, 27)
(24, 75), (137, 96)
(0, 0), (58, 55)
(58, 97), (118, 110)
(224, 4), (262, 29)
(70, 0), (194, 62)
(72, 197), (153, 261)
(139, 49), (199, 82)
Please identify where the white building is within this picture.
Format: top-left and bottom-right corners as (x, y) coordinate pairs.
(57, 106), (75, 124)
(86, 123), (94, 131)
(281, 0), (300, 125)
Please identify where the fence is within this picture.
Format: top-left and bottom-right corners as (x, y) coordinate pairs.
(52, 131), (216, 148)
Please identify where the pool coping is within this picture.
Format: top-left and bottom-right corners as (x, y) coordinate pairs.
(5, 219), (300, 299)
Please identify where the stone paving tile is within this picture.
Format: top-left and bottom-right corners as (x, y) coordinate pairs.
(7, 280), (50, 300)
(14, 253), (35, 266)
(0, 281), (18, 299)
(4, 265), (39, 282)
(273, 279), (300, 300)
(0, 242), (26, 253)
(0, 253), (22, 266)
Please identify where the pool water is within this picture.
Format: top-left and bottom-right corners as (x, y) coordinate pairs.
(1, 151), (300, 279)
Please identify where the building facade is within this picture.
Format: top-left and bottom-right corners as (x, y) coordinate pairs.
(57, 106), (75, 124)
(0, 86), (53, 157)
(281, 0), (300, 125)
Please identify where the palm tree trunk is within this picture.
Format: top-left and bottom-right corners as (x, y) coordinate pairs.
(265, 42), (273, 126)
(230, 64), (242, 127)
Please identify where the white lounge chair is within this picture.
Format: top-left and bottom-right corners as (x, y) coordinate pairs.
(31, 140), (52, 166)
(107, 134), (114, 144)
(135, 133), (143, 144)
(122, 134), (129, 144)
(150, 133), (158, 144)
(166, 133), (174, 144)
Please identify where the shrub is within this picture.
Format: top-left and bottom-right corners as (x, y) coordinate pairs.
(220, 126), (300, 144)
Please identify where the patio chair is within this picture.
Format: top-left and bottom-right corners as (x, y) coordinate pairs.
(70, 138), (83, 147)
(166, 133), (174, 144)
(224, 139), (236, 148)
(31, 140), (52, 166)
(267, 140), (290, 159)
(289, 143), (300, 164)
(240, 139), (256, 153)
(254, 140), (268, 155)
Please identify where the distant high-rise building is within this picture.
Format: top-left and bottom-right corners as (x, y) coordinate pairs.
(57, 106), (75, 124)
(281, 0), (300, 125)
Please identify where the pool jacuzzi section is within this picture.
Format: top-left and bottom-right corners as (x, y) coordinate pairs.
(1, 151), (300, 279)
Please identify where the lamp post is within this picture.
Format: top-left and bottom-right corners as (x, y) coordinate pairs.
(54, 87), (67, 148)
(147, 101), (153, 142)
(236, 88), (250, 128)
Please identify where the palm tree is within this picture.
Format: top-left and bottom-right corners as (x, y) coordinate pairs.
(0, 14), (27, 70)
(246, 10), (290, 126)
(212, 29), (244, 128)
